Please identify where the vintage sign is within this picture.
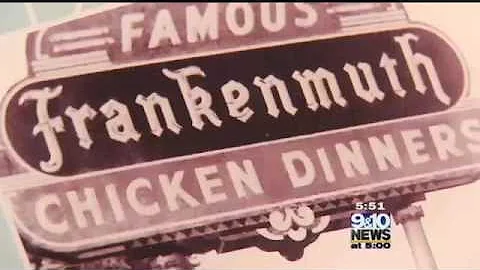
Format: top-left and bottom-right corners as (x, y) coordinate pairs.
(26, 3), (408, 76)
(4, 105), (480, 252)
(2, 2), (480, 270)
(1, 25), (467, 177)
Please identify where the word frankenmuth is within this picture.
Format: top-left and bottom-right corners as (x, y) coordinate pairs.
(3, 26), (466, 176)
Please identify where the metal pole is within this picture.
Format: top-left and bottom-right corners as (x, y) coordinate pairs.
(394, 204), (438, 270)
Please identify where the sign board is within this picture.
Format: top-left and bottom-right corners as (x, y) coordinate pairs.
(2, 25), (467, 177)
(4, 105), (480, 253)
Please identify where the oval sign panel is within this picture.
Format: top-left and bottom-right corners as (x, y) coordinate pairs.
(1, 24), (468, 177)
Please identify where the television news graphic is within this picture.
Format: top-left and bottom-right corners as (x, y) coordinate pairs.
(350, 202), (392, 249)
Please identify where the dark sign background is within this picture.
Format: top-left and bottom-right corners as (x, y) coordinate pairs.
(3, 27), (465, 176)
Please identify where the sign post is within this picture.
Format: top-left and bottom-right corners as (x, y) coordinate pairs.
(0, 195), (32, 270)
(394, 204), (438, 270)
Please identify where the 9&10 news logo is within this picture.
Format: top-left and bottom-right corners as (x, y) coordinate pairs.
(351, 202), (392, 250)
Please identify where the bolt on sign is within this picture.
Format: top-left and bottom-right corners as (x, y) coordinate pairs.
(0, 1), (475, 265)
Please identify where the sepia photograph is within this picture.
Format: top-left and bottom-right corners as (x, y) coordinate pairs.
(0, 3), (479, 270)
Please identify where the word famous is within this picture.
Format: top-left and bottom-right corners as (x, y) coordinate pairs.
(119, 3), (327, 53)
(29, 3), (339, 63)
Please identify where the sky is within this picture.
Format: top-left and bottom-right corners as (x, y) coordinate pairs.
(0, 3), (480, 270)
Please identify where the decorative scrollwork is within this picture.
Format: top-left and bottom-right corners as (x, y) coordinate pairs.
(78, 256), (131, 270)
(37, 257), (67, 270)
(256, 205), (331, 242)
(149, 253), (200, 270)
(30, 252), (201, 270)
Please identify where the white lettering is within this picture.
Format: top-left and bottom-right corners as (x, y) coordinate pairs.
(254, 75), (297, 118)
(65, 104), (97, 149)
(316, 148), (336, 183)
(225, 3), (255, 36)
(100, 99), (141, 143)
(293, 3), (318, 28)
(260, 3), (286, 32)
(461, 119), (480, 153)
(394, 33), (451, 105)
(335, 141), (369, 178)
(429, 124), (464, 160)
(19, 86), (65, 173)
(195, 165), (227, 204)
(368, 135), (402, 171)
(292, 68), (347, 111)
(105, 184), (126, 222)
(148, 9), (181, 49)
(126, 178), (161, 216)
(344, 62), (385, 103)
(135, 93), (182, 137)
(35, 194), (68, 234)
(186, 3), (219, 43)
(226, 160), (264, 198)
(158, 171), (200, 211)
(401, 129), (431, 164)
(162, 66), (222, 130)
(221, 80), (254, 122)
(379, 53), (407, 97)
(66, 188), (104, 228)
(282, 150), (315, 188)
(121, 13), (144, 53)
